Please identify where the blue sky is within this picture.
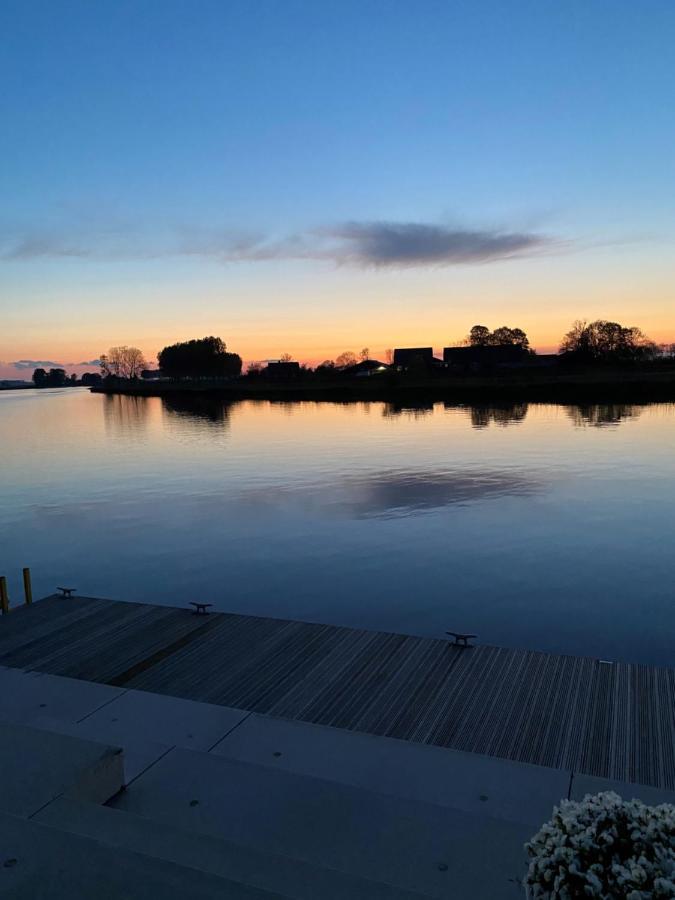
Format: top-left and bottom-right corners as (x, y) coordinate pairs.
(1, 0), (674, 374)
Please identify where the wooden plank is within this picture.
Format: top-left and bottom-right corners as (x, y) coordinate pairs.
(1, 596), (673, 790)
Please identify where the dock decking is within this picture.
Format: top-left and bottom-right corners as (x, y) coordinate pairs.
(1, 595), (673, 789)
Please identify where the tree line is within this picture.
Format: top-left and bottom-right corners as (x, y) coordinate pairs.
(84, 319), (674, 385)
(32, 367), (101, 388)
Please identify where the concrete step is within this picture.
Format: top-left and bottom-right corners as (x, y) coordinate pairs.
(37, 797), (426, 900)
(0, 666), (123, 724)
(211, 712), (568, 826)
(0, 721), (123, 817)
(0, 810), (282, 899)
(0, 668), (250, 785)
(109, 747), (528, 898)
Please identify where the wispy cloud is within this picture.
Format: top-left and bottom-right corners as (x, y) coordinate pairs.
(0, 219), (555, 269)
(4, 359), (100, 372)
(9, 359), (63, 370)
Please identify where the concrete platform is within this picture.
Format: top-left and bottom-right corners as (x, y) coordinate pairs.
(75, 687), (250, 749)
(570, 773), (675, 807)
(0, 810), (283, 899)
(112, 747), (528, 898)
(0, 721), (123, 817)
(211, 712), (569, 826)
(23, 714), (170, 785)
(5, 660), (673, 898)
(0, 669), (251, 784)
(37, 797), (427, 900)
(0, 666), (123, 724)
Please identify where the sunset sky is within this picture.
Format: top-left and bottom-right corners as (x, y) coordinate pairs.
(2, 0), (674, 379)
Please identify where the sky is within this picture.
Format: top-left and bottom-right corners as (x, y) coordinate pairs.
(1, 0), (674, 378)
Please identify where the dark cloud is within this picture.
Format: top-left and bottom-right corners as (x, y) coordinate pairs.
(10, 359), (63, 370)
(184, 221), (551, 267)
(7, 359), (100, 371)
(319, 222), (549, 267)
(0, 219), (553, 269)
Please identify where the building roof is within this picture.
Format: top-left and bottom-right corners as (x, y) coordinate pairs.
(393, 347), (434, 366)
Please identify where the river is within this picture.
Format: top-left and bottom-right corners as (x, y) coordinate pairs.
(2, 388), (674, 665)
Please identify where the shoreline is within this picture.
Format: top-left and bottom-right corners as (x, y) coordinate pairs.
(90, 368), (675, 404)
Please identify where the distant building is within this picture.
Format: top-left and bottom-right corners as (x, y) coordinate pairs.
(524, 353), (560, 369)
(341, 359), (390, 377)
(393, 347), (434, 369)
(141, 369), (163, 380)
(264, 361), (301, 378)
(443, 345), (531, 372)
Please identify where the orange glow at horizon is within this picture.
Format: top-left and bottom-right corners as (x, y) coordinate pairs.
(3, 278), (675, 378)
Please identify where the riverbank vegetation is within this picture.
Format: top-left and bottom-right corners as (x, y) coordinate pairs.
(90, 319), (675, 403)
(30, 367), (102, 388)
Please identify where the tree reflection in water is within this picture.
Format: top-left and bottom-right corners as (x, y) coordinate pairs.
(103, 394), (151, 436)
(162, 395), (232, 428)
(567, 404), (644, 427)
(382, 401), (434, 418)
(442, 402), (529, 429)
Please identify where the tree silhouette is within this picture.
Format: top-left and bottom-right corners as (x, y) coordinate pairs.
(335, 351), (358, 368)
(469, 325), (492, 347)
(468, 325), (530, 350)
(560, 320), (657, 362)
(32, 368), (68, 387)
(101, 346), (147, 379)
(158, 337), (241, 378)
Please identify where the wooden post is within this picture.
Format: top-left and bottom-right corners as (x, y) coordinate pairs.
(22, 568), (32, 606)
(0, 577), (9, 615)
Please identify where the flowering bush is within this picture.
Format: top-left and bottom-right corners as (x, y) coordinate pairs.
(525, 791), (675, 898)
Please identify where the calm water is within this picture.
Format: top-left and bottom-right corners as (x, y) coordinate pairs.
(2, 388), (674, 665)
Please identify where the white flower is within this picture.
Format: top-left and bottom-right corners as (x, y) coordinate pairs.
(524, 792), (675, 898)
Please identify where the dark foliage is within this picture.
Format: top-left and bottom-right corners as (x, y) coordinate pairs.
(468, 325), (530, 350)
(560, 320), (658, 363)
(158, 336), (242, 378)
(33, 367), (68, 387)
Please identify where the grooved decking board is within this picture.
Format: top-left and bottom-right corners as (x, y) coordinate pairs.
(1, 595), (673, 789)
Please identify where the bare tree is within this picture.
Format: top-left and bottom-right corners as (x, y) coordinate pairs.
(384, 348), (394, 365)
(279, 352), (293, 362)
(359, 347), (369, 361)
(335, 351), (358, 368)
(101, 346), (147, 379)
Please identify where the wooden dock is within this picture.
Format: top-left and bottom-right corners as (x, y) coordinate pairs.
(1, 595), (673, 789)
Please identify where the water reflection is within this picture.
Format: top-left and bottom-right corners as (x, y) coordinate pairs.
(239, 467), (540, 519)
(344, 468), (539, 517)
(161, 395), (232, 428)
(103, 394), (150, 435)
(100, 396), (651, 436)
(567, 404), (644, 428)
(382, 401), (434, 418)
(447, 403), (529, 429)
